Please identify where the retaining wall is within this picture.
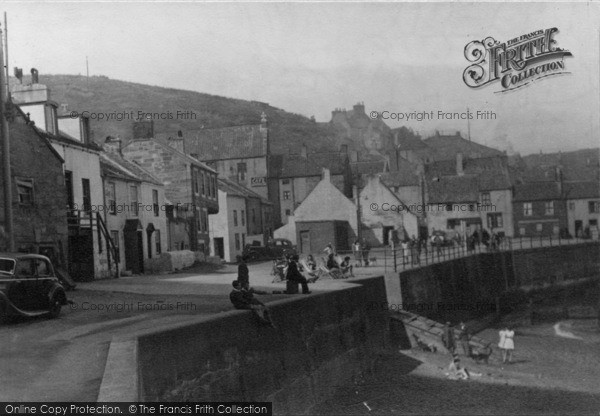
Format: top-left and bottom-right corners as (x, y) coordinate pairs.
(136, 276), (390, 415)
(399, 242), (599, 322)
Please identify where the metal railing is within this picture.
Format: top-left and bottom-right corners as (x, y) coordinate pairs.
(331, 235), (599, 274)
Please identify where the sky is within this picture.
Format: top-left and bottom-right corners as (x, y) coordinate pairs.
(3, 1), (599, 155)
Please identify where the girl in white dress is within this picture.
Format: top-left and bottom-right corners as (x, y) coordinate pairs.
(498, 327), (515, 363)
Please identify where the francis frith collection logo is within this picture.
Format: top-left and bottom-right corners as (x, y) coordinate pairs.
(463, 28), (572, 92)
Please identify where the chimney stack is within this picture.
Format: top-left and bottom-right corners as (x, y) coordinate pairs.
(456, 153), (464, 176)
(322, 168), (331, 183)
(167, 133), (185, 154)
(103, 136), (122, 154)
(350, 150), (359, 163)
(133, 118), (154, 139)
(353, 102), (365, 114)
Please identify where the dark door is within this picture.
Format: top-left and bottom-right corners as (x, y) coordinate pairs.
(382, 226), (394, 245)
(68, 232), (95, 281)
(300, 231), (310, 254)
(214, 238), (224, 258)
(575, 220), (583, 237)
(81, 178), (91, 212)
(125, 230), (144, 274)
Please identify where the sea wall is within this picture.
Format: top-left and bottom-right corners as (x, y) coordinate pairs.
(399, 242), (599, 322)
(136, 276), (390, 415)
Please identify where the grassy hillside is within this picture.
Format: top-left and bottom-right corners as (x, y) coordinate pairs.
(23, 74), (340, 155)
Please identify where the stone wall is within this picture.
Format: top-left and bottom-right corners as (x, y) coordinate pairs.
(137, 276), (390, 415)
(0, 120), (68, 265)
(399, 242), (599, 322)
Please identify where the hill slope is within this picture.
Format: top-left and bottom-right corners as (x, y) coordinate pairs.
(24, 74), (340, 155)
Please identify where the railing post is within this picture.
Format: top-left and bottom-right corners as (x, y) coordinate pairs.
(393, 246), (397, 272)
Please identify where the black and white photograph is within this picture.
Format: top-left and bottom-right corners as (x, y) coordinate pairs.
(0, 1), (599, 415)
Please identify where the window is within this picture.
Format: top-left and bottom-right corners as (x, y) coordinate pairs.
(481, 192), (491, 205)
(65, 171), (74, 209)
(203, 208), (208, 232)
(35, 259), (50, 276)
(589, 201), (600, 214)
(590, 219), (598, 227)
(235, 233), (240, 250)
(201, 171), (205, 195)
(194, 170), (200, 195)
(536, 223), (543, 232)
(16, 178), (34, 205)
(487, 213), (503, 229)
(129, 185), (139, 216)
(282, 179), (290, 185)
(544, 201), (554, 215)
(251, 209), (256, 225)
(197, 208), (202, 232)
(233, 210), (238, 226)
(283, 191), (291, 200)
(237, 163), (247, 181)
(155, 230), (161, 255)
(106, 182), (116, 215)
(285, 209), (291, 216)
(242, 233), (246, 248)
(241, 210), (245, 226)
(82, 179), (91, 211)
(152, 190), (159, 216)
(523, 202), (532, 216)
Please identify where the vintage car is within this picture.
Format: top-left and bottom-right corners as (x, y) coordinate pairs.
(242, 238), (297, 262)
(0, 253), (68, 322)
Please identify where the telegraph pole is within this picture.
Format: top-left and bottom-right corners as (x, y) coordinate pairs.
(0, 18), (14, 251)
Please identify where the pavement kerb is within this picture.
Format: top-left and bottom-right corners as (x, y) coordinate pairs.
(97, 336), (139, 402)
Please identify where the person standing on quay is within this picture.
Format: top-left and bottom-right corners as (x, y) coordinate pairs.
(498, 326), (515, 364)
(442, 322), (456, 353)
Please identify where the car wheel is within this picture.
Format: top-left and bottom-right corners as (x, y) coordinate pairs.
(48, 297), (62, 319)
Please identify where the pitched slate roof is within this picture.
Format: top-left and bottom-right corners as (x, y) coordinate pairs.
(424, 132), (504, 161)
(425, 156), (512, 191)
(513, 182), (562, 202)
(100, 152), (163, 186)
(218, 177), (272, 205)
(271, 152), (348, 178)
(156, 124), (266, 161)
(151, 138), (217, 173)
(426, 175), (480, 204)
(563, 181), (600, 199)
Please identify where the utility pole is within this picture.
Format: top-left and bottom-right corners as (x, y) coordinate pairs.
(0, 18), (14, 252)
(467, 107), (471, 141)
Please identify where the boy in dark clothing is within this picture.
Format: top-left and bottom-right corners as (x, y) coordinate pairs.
(286, 255), (311, 294)
(236, 256), (250, 289)
(229, 280), (275, 327)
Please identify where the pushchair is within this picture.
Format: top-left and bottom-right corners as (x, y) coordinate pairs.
(271, 257), (288, 283)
